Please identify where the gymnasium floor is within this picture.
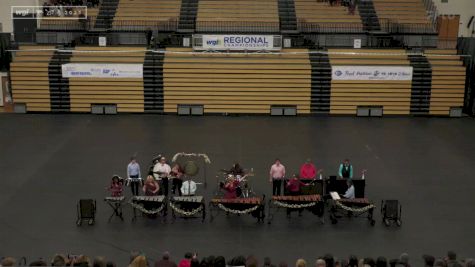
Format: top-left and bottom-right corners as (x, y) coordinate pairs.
(0, 114), (474, 265)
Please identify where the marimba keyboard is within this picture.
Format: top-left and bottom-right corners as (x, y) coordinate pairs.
(173, 196), (203, 203)
(211, 197), (262, 205)
(337, 198), (370, 205)
(104, 196), (125, 202)
(132, 196), (165, 202)
(272, 195), (321, 202)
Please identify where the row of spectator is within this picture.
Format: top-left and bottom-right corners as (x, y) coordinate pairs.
(1, 250), (473, 267)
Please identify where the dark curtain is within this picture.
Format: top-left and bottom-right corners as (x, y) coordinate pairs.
(457, 37), (475, 116)
(0, 33), (12, 72)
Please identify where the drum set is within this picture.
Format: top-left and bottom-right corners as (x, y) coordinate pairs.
(217, 168), (255, 198)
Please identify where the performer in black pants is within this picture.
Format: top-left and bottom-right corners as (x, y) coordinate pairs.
(153, 157), (171, 196)
(127, 156), (141, 196)
(269, 159), (286, 195)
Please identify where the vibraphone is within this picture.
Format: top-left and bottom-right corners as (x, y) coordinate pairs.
(170, 196), (206, 222)
(209, 197), (265, 222)
(104, 196), (125, 222)
(267, 194), (324, 224)
(130, 195), (167, 221)
(330, 198), (375, 226)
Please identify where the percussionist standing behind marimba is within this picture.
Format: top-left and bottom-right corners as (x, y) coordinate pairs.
(341, 179), (355, 199)
(269, 159), (286, 196)
(338, 159), (353, 179)
(143, 175), (160, 196)
(153, 157), (171, 196)
(108, 176), (123, 197)
(286, 174), (306, 216)
(127, 156), (142, 196)
(170, 163), (184, 196)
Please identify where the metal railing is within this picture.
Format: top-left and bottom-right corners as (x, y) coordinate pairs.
(423, 0), (439, 29)
(111, 19), (178, 32)
(195, 21), (280, 33)
(379, 18), (436, 34)
(298, 20), (364, 33)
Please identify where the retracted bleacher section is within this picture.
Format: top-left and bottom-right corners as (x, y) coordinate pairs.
(328, 49), (413, 115)
(9, 46), (466, 116)
(10, 46), (55, 112)
(163, 48), (311, 114)
(425, 49), (466, 115)
(196, 0), (280, 33)
(68, 47), (146, 112)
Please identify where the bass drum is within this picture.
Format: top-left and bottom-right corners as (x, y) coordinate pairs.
(235, 186), (243, 198)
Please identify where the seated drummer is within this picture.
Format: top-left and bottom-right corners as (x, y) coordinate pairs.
(286, 174), (306, 196)
(108, 175), (123, 197)
(338, 159), (353, 179)
(223, 176), (240, 199)
(143, 175), (160, 196)
(341, 179), (355, 199)
(229, 163), (244, 176)
(170, 163), (184, 196)
(299, 159), (318, 180)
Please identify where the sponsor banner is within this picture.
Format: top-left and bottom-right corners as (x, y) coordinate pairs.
(62, 63), (143, 78)
(332, 66), (413, 81)
(201, 35), (277, 50)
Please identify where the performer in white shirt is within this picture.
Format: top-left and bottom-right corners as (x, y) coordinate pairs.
(181, 179), (197, 196)
(153, 157), (171, 196)
(342, 179), (355, 199)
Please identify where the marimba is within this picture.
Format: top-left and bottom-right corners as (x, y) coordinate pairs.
(209, 196), (265, 222)
(170, 196), (206, 222)
(330, 197), (375, 226)
(130, 195), (167, 221)
(104, 196), (125, 222)
(268, 194), (324, 224)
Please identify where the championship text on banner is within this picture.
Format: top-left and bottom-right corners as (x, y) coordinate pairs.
(331, 66), (413, 81)
(201, 35), (276, 50)
(61, 63), (143, 78)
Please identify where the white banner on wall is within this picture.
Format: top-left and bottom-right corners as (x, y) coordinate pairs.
(332, 66), (413, 81)
(200, 35), (277, 50)
(61, 63), (143, 78)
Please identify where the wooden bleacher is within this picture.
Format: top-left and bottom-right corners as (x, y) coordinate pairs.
(112, 0), (181, 30)
(68, 47), (146, 113)
(196, 0), (279, 32)
(425, 49), (465, 115)
(39, 7), (98, 30)
(10, 46), (55, 112)
(294, 0), (363, 32)
(328, 49), (412, 115)
(373, 0), (432, 25)
(163, 48), (311, 114)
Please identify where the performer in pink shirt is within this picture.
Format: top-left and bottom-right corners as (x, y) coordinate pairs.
(269, 159), (286, 196)
(223, 176), (240, 199)
(286, 174), (306, 195)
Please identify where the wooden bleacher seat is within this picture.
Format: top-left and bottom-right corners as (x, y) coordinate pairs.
(295, 0), (362, 32)
(112, 0), (180, 31)
(196, 0), (279, 32)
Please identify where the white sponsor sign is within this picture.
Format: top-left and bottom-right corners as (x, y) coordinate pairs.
(61, 63), (143, 78)
(332, 66), (413, 81)
(353, 39), (361, 49)
(98, 36), (106, 47)
(201, 35), (277, 50)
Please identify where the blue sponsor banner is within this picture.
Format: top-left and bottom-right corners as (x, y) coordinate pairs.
(201, 35), (278, 50)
